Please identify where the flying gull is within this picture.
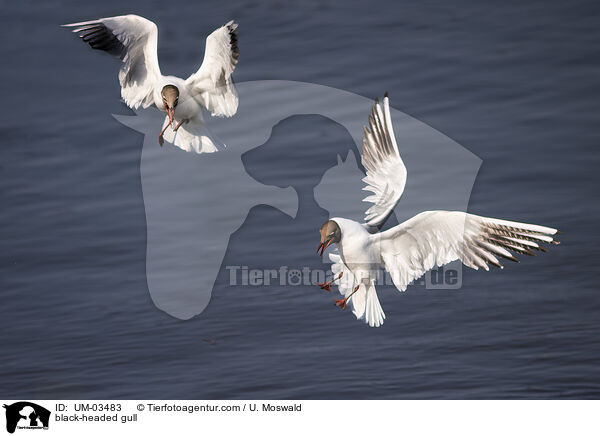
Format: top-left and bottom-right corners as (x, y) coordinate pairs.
(316, 94), (560, 327)
(64, 14), (239, 153)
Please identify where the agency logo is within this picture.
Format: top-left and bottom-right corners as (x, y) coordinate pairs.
(3, 402), (50, 434)
(114, 80), (480, 320)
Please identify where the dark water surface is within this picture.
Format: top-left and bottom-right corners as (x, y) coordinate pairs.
(1, 0), (599, 398)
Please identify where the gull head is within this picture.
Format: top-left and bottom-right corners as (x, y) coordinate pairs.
(161, 85), (180, 126)
(317, 220), (341, 257)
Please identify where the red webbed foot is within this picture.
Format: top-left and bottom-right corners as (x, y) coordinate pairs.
(316, 282), (332, 292)
(314, 272), (343, 293)
(334, 298), (348, 309)
(333, 284), (360, 311)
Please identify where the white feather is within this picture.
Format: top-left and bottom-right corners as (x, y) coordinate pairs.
(378, 211), (559, 292)
(63, 15), (161, 109)
(361, 95), (407, 228)
(185, 21), (239, 117)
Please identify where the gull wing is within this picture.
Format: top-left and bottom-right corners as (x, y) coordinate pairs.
(64, 14), (162, 109)
(378, 211), (560, 292)
(361, 94), (407, 229)
(185, 21), (239, 117)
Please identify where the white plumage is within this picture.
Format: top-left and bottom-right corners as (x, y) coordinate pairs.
(320, 95), (560, 327)
(63, 14), (239, 153)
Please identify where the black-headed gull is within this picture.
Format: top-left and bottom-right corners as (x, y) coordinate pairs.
(316, 94), (560, 327)
(63, 15), (239, 153)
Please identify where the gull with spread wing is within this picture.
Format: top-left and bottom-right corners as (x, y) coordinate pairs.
(316, 94), (560, 327)
(64, 14), (239, 153)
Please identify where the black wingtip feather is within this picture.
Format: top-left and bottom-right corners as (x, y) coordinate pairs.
(227, 21), (240, 61)
(71, 22), (126, 59)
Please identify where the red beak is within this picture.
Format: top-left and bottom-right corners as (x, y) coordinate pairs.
(167, 107), (174, 127)
(317, 239), (333, 257)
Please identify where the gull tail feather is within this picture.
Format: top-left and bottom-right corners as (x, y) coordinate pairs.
(161, 117), (226, 154)
(349, 282), (385, 328)
(364, 283), (385, 327)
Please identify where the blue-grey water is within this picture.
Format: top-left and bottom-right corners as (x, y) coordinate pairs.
(1, 0), (599, 399)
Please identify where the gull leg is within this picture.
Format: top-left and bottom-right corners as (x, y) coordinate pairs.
(335, 284), (360, 310)
(158, 121), (171, 147)
(173, 119), (186, 132)
(316, 272), (343, 292)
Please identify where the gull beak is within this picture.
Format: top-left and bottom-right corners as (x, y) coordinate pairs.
(167, 107), (175, 127)
(317, 238), (333, 257)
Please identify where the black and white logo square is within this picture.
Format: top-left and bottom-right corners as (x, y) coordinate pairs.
(3, 402), (50, 434)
